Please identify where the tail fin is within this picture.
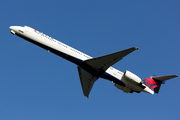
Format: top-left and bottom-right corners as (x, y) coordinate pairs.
(144, 75), (178, 94)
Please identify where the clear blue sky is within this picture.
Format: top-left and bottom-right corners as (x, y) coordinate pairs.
(1, 1), (180, 120)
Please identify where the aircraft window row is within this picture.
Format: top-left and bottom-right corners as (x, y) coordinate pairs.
(109, 67), (123, 75)
(35, 30), (56, 43)
(54, 38), (92, 59)
(70, 47), (91, 59)
(57, 42), (68, 48)
(71, 48), (82, 55)
(34, 30), (74, 53)
(118, 71), (123, 75)
(34, 30), (66, 49)
(34, 30), (92, 59)
(58, 42), (91, 59)
(62, 44), (67, 48)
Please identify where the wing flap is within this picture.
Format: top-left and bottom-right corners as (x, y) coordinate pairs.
(77, 67), (99, 98)
(85, 47), (138, 72)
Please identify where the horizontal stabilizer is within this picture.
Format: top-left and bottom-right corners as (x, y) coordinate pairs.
(152, 75), (178, 81)
(145, 75), (178, 94)
(85, 47), (138, 72)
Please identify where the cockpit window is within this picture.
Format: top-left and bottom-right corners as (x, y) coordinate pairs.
(19, 30), (24, 33)
(21, 25), (25, 27)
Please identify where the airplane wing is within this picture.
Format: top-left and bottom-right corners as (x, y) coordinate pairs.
(85, 47), (138, 72)
(77, 67), (99, 98)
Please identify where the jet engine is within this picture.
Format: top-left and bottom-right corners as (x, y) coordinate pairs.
(122, 70), (143, 85)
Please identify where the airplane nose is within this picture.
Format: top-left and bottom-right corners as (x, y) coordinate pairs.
(9, 26), (15, 30)
(9, 26), (16, 35)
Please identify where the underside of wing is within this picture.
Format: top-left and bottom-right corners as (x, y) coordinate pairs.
(85, 47), (138, 72)
(77, 67), (99, 98)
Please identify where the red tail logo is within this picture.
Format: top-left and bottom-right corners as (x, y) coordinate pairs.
(144, 78), (161, 90)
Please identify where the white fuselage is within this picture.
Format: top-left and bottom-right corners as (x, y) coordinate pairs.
(9, 25), (154, 95)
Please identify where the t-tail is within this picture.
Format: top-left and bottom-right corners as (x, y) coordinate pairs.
(144, 75), (178, 94)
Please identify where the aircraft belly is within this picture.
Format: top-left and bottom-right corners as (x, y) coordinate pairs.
(102, 72), (125, 87)
(124, 81), (143, 92)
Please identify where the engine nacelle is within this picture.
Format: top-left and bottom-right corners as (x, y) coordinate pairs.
(122, 70), (143, 84)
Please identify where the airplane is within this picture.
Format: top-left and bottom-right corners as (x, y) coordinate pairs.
(9, 25), (178, 98)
